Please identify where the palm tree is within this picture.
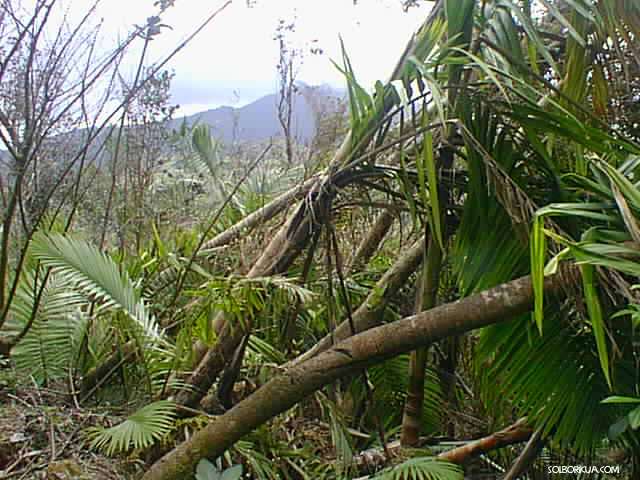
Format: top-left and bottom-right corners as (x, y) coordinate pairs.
(142, 2), (640, 478)
(7, 1), (640, 479)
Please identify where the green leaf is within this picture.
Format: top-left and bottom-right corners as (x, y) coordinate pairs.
(579, 264), (611, 388)
(372, 457), (463, 480)
(420, 130), (443, 250)
(531, 215), (546, 334)
(628, 406), (640, 430)
(196, 459), (220, 480)
(6, 271), (88, 384)
(601, 396), (640, 404)
(30, 232), (161, 341)
(88, 401), (176, 455)
(221, 465), (243, 480)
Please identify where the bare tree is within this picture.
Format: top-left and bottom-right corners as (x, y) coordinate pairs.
(0, 0), (232, 356)
(274, 17), (299, 166)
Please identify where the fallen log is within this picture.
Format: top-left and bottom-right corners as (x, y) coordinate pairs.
(143, 271), (564, 480)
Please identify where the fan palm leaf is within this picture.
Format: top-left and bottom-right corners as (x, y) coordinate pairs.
(87, 400), (176, 455)
(372, 457), (463, 480)
(29, 232), (162, 341)
(4, 271), (88, 384)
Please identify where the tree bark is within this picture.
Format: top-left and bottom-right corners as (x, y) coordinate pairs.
(143, 272), (564, 480)
(401, 235), (440, 446)
(347, 209), (396, 273)
(290, 234), (426, 366)
(437, 418), (533, 464)
(200, 175), (318, 250)
(352, 419), (534, 478)
(0, 337), (10, 358)
(502, 428), (544, 480)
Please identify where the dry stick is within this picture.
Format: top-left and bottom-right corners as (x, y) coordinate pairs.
(100, 36), (151, 248)
(142, 271), (565, 480)
(502, 428), (545, 480)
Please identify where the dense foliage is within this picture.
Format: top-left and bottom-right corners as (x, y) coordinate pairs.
(1, 1), (640, 479)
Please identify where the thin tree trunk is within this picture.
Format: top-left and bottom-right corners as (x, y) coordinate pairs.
(438, 418), (533, 464)
(502, 428), (545, 480)
(347, 209), (396, 273)
(291, 235), (426, 366)
(352, 419), (535, 478)
(401, 134), (456, 446)
(200, 175), (318, 250)
(143, 272), (564, 480)
(401, 235), (441, 446)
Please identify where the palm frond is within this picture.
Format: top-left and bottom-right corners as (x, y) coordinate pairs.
(477, 312), (627, 455)
(371, 457), (463, 480)
(30, 232), (161, 341)
(87, 400), (176, 455)
(191, 123), (221, 179)
(5, 271), (88, 385)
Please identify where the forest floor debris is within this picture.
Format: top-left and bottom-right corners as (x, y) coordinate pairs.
(0, 368), (143, 480)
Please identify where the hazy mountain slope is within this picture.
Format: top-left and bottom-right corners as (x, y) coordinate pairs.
(172, 84), (344, 144)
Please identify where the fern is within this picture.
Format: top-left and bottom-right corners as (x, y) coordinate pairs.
(87, 400), (176, 455)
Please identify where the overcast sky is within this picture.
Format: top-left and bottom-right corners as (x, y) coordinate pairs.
(88, 0), (433, 115)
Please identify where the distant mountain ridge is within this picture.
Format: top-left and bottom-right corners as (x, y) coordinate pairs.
(171, 83), (345, 144)
(0, 84), (345, 172)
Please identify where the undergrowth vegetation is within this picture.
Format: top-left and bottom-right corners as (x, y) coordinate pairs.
(1, 0), (640, 479)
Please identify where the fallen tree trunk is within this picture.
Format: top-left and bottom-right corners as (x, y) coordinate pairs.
(352, 418), (534, 477)
(347, 209), (396, 273)
(200, 175), (318, 251)
(502, 428), (544, 480)
(438, 418), (532, 464)
(291, 234), (426, 366)
(143, 271), (564, 480)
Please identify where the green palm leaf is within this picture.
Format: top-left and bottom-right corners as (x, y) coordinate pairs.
(372, 457), (463, 480)
(477, 313), (622, 454)
(29, 232), (161, 341)
(5, 272), (88, 384)
(87, 400), (176, 455)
